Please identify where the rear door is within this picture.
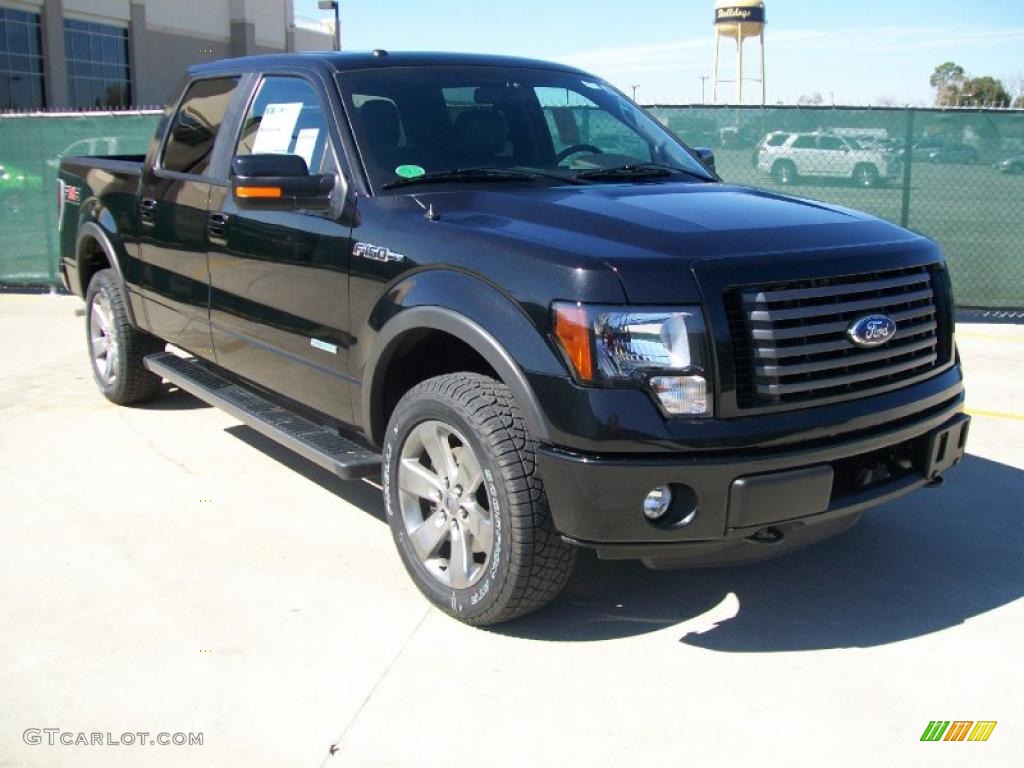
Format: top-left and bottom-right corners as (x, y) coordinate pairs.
(816, 135), (850, 176)
(788, 134), (820, 176)
(207, 72), (357, 424)
(137, 76), (243, 355)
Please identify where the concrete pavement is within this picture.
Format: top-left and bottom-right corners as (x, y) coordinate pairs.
(1, 294), (1021, 767)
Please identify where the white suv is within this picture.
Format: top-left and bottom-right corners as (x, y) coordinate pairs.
(756, 131), (900, 187)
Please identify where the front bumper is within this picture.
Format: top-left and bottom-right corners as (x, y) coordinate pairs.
(537, 395), (969, 567)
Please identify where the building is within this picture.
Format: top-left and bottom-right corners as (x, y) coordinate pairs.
(0, 0), (334, 109)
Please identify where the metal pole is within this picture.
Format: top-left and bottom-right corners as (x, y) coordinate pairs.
(735, 26), (743, 105)
(700, 75), (709, 104)
(760, 31), (766, 105)
(900, 108), (915, 228)
(711, 33), (720, 105)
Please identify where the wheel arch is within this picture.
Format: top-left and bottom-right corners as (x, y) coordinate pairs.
(76, 220), (138, 327)
(359, 270), (566, 447)
(364, 306), (554, 447)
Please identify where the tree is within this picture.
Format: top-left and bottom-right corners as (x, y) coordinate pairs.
(1014, 94), (1024, 109)
(959, 76), (1011, 107)
(930, 61), (966, 105)
(930, 62), (965, 90)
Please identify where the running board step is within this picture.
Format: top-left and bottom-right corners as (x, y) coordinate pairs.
(144, 352), (381, 480)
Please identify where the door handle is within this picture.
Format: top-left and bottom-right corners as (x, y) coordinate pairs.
(140, 197), (157, 222)
(207, 212), (229, 241)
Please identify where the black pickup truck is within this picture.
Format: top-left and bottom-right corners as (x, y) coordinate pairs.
(58, 52), (969, 625)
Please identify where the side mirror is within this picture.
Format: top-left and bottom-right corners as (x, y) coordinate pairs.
(231, 154), (334, 211)
(694, 147), (716, 172)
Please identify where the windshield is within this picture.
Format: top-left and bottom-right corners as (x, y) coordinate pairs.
(336, 66), (715, 191)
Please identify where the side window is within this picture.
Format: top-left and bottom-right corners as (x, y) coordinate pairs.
(818, 136), (844, 151)
(766, 133), (788, 147)
(235, 76), (329, 174)
(161, 77), (239, 175)
(791, 135), (817, 150)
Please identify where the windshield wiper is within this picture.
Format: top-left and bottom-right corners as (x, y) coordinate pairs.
(571, 163), (713, 183)
(382, 167), (577, 190)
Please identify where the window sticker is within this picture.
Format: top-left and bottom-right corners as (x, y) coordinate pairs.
(294, 128), (319, 169)
(395, 164), (426, 179)
(252, 102), (303, 155)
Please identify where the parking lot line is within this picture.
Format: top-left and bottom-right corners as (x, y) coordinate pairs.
(957, 332), (1024, 343)
(966, 407), (1024, 421)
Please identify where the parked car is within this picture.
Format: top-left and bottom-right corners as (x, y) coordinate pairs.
(46, 137), (124, 169)
(719, 124), (761, 148)
(0, 162), (42, 215)
(756, 131), (901, 187)
(996, 154), (1024, 174)
(58, 52), (968, 626)
(909, 138), (944, 160)
(928, 142), (979, 165)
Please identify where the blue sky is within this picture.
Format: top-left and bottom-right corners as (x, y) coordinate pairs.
(294, 0), (1023, 105)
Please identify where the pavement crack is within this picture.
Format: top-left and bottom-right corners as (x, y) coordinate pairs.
(319, 607), (431, 766)
(115, 407), (199, 476)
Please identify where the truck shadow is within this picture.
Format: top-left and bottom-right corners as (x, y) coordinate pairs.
(499, 453), (1024, 650)
(224, 425), (387, 522)
(222, 424), (1023, 652)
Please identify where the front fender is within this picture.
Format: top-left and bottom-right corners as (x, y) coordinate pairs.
(359, 269), (568, 444)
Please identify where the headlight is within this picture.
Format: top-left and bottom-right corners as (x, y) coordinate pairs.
(552, 303), (713, 417)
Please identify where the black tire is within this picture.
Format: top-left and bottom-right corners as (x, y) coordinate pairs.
(84, 268), (165, 405)
(383, 373), (575, 625)
(772, 160), (797, 185)
(853, 164), (880, 188)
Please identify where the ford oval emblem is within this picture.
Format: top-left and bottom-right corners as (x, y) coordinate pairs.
(847, 314), (897, 348)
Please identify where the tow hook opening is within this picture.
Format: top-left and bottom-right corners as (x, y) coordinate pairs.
(748, 526), (785, 545)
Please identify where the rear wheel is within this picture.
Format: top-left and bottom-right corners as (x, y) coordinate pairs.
(383, 373), (575, 625)
(85, 268), (165, 404)
(772, 160), (797, 185)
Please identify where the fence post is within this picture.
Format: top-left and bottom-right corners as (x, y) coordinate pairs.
(900, 108), (914, 228)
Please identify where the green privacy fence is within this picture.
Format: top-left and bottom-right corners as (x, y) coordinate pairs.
(0, 111), (159, 284)
(1, 106), (1022, 307)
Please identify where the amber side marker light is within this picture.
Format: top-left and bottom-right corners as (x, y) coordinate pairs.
(235, 186), (282, 199)
(553, 303), (594, 381)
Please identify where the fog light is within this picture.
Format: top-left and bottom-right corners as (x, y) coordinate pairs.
(649, 375), (711, 416)
(643, 485), (673, 520)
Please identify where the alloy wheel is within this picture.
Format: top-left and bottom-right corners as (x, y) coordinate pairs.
(89, 292), (119, 386)
(397, 419), (494, 589)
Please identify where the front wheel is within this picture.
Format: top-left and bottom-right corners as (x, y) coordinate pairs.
(85, 269), (165, 404)
(772, 160), (797, 185)
(383, 373), (576, 625)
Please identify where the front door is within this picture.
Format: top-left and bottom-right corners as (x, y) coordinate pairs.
(207, 74), (356, 424)
(137, 76), (241, 355)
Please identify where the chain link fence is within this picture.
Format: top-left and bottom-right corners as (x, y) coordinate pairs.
(646, 105), (1024, 308)
(1, 106), (1022, 308)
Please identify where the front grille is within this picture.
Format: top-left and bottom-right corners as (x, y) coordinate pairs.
(727, 265), (945, 409)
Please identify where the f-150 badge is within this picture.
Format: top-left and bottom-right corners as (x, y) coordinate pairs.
(354, 242), (404, 263)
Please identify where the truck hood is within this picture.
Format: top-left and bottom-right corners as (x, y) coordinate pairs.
(414, 182), (923, 303)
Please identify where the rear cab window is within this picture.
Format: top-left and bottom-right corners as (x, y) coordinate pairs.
(161, 77), (240, 175)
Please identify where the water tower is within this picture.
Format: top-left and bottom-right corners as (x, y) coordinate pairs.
(711, 0), (766, 105)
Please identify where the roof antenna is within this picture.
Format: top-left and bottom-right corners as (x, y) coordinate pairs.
(425, 203), (441, 221)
